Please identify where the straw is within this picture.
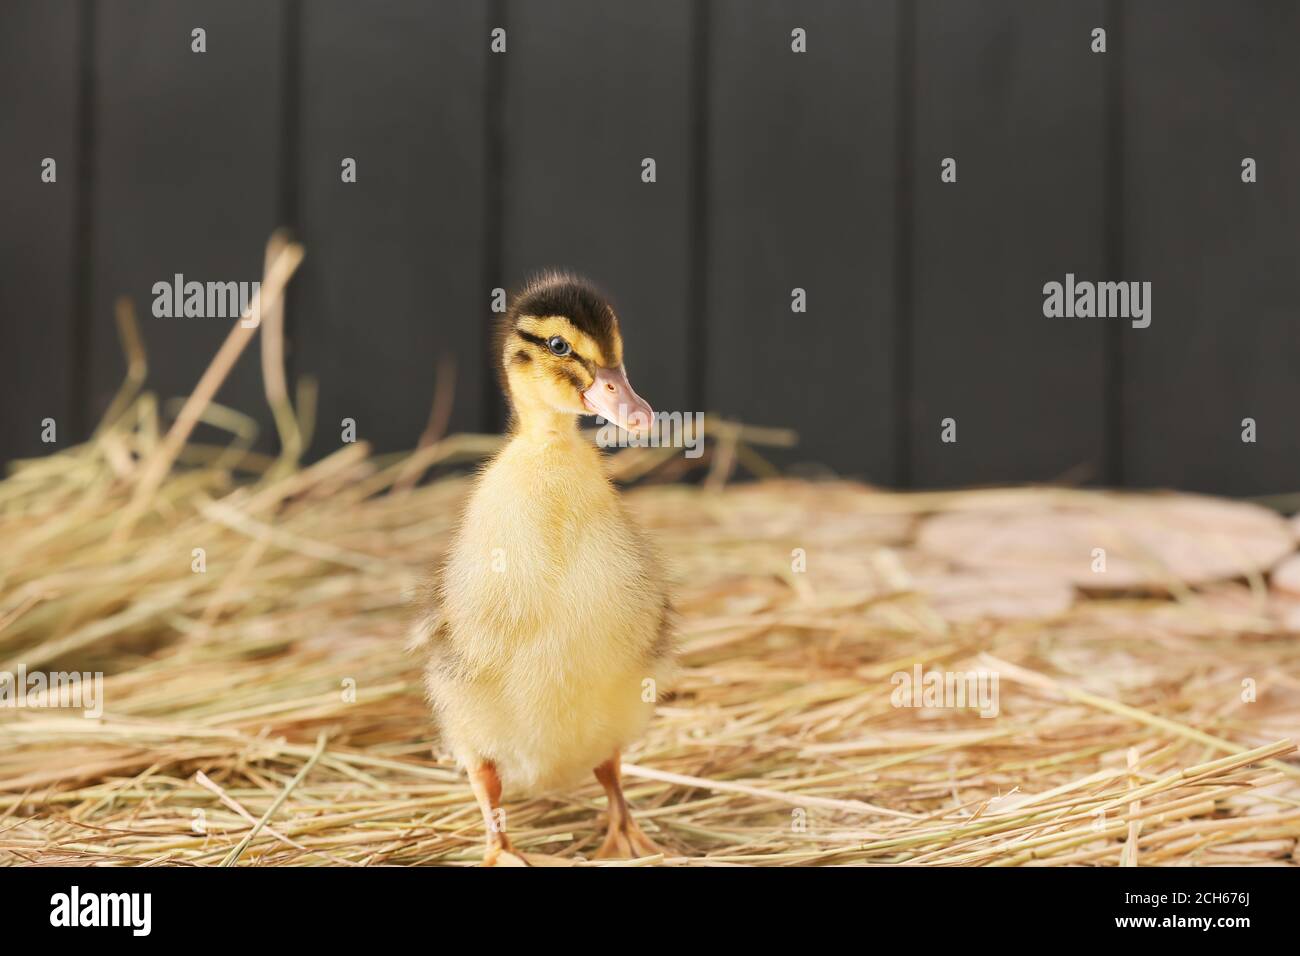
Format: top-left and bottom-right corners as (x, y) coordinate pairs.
(1, 233), (1297, 866)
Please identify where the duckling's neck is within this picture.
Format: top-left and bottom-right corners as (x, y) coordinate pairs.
(510, 400), (581, 444)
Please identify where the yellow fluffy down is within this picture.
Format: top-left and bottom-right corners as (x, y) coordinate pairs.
(418, 428), (673, 797)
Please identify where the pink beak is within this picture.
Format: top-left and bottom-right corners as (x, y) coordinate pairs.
(582, 365), (654, 434)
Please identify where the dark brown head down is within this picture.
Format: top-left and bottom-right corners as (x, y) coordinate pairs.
(497, 272), (621, 366)
(511, 273), (617, 343)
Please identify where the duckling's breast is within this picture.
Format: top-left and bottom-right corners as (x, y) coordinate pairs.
(427, 435), (672, 795)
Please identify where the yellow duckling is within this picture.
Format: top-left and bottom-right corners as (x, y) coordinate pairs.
(413, 273), (674, 865)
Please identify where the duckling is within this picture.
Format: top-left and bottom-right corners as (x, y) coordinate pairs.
(412, 272), (674, 866)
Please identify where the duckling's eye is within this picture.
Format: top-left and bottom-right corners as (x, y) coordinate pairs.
(547, 336), (571, 357)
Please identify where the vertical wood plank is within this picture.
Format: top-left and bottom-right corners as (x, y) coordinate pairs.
(1122, 0), (1300, 496)
(706, 0), (898, 482)
(0, 0), (80, 464)
(498, 0), (694, 427)
(911, 0), (1110, 488)
(89, 0), (284, 446)
(296, 0), (488, 456)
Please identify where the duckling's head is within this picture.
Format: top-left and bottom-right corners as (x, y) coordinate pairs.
(498, 272), (653, 434)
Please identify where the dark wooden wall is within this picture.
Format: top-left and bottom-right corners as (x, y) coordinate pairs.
(3, 0), (1297, 496)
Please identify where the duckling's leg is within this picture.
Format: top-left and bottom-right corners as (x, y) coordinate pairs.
(468, 762), (527, 867)
(593, 751), (663, 859)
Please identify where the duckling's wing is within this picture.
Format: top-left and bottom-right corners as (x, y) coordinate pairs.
(405, 573), (445, 655)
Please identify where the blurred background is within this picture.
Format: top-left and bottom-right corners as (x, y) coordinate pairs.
(1, 0), (1297, 495)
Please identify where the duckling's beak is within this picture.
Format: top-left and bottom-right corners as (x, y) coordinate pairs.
(583, 365), (654, 435)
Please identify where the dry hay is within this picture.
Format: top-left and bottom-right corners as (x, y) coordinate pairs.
(1, 238), (1298, 867)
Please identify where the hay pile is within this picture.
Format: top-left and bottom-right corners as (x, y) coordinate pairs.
(2, 240), (1298, 866)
